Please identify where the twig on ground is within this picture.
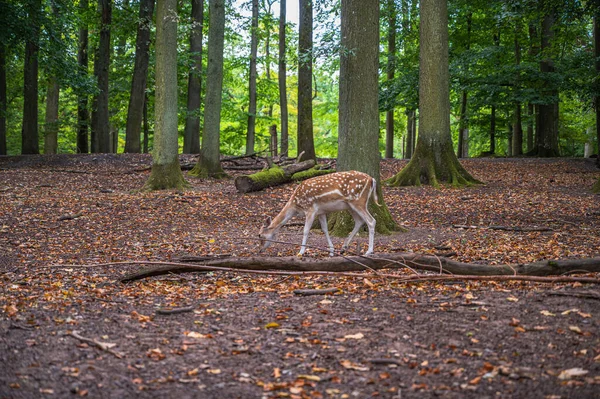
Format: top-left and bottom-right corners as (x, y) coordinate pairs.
(293, 287), (340, 296)
(155, 306), (196, 315)
(67, 330), (124, 359)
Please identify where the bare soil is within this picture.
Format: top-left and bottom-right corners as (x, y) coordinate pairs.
(0, 154), (599, 399)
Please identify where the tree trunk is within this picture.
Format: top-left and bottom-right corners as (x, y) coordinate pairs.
(297, 0), (316, 161)
(385, 0), (396, 159)
(535, 3), (560, 157)
(43, 78), (59, 154)
(125, 0), (155, 153)
(404, 109), (415, 159)
(386, 0), (479, 187)
(143, 0), (188, 191)
(190, 0), (226, 178)
(594, 15), (600, 167)
(234, 159), (317, 193)
(457, 12), (471, 159)
(245, 0), (259, 155)
(512, 22), (523, 156)
(334, 0), (399, 236)
(143, 93), (149, 153)
(182, 0), (203, 154)
(0, 44), (6, 155)
(490, 105), (496, 154)
(92, 0), (112, 153)
(77, 0), (89, 154)
(22, 0), (41, 155)
(279, 0), (289, 157)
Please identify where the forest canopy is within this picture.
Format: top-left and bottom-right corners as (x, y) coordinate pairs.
(0, 0), (598, 159)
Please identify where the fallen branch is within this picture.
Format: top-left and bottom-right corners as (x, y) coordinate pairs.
(155, 306), (195, 315)
(544, 290), (600, 300)
(452, 224), (552, 232)
(67, 330), (124, 359)
(294, 288), (340, 296)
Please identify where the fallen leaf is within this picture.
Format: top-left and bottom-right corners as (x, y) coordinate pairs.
(507, 297), (519, 302)
(540, 310), (555, 317)
(344, 333), (364, 340)
(265, 322), (280, 329)
(568, 325), (582, 334)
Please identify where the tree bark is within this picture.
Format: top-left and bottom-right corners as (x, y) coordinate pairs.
(125, 0), (155, 153)
(77, 0), (89, 154)
(297, 0), (315, 161)
(404, 109), (415, 159)
(119, 254), (600, 283)
(190, 0), (226, 178)
(535, 2), (560, 157)
(386, 0), (479, 187)
(43, 78), (59, 154)
(234, 159), (317, 193)
(385, 0), (396, 159)
(245, 0), (259, 155)
(279, 0), (289, 157)
(92, 0), (112, 153)
(457, 12), (471, 159)
(333, 0), (399, 236)
(143, 0), (188, 191)
(594, 15), (600, 167)
(22, 0), (41, 155)
(0, 44), (6, 155)
(182, 0), (203, 154)
(512, 21), (523, 156)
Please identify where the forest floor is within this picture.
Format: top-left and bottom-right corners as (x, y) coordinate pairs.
(0, 154), (599, 399)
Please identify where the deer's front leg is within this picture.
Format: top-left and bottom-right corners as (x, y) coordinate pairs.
(318, 214), (335, 256)
(299, 211), (317, 256)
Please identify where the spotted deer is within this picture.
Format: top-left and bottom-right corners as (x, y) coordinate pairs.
(259, 171), (380, 256)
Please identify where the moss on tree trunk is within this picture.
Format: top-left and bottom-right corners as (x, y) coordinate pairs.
(143, 160), (189, 191)
(593, 178), (600, 193)
(189, 151), (228, 179)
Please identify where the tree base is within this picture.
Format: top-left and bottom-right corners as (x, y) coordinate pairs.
(593, 178), (600, 193)
(386, 147), (481, 188)
(189, 154), (228, 179)
(143, 161), (189, 191)
(328, 200), (405, 239)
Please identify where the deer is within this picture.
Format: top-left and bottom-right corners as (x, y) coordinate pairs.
(258, 171), (380, 256)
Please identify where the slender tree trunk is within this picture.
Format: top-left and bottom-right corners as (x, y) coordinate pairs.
(144, 0), (187, 190)
(404, 108), (415, 159)
(594, 15), (600, 166)
(536, 2), (560, 157)
(92, 0), (112, 153)
(245, 0), (258, 155)
(44, 78), (60, 154)
(513, 22), (523, 156)
(457, 12), (472, 159)
(143, 93), (149, 153)
(0, 44), (6, 155)
(77, 0), (89, 154)
(279, 0), (289, 157)
(385, 0), (396, 159)
(125, 0), (155, 153)
(182, 0), (203, 154)
(297, 0), (315, 161)
(334, 0), (398, 236)
(190, 0), (226, 178)
(22, 0), (41, 155)
(490, 105), (496, 154)
(387, 0), (479, 187)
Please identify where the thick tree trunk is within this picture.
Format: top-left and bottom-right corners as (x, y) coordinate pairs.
(182, 0), (203, 154)
(245, 0), (258, 155)
(297, 0), (315, 161)
(535, 4), (560, 157)
(92, 0), (112, 153)
(333, 0), (399, 236)
(386, 0), (479, 187)
(44, 78), (60, 154)
(457, 12), (471, 159)
(22, 0), (41, 155)
(190, 0), (226, 178)
(77, 0), (89, 154)
(385, 0), (396, 159)
(234, 159), (318, 193)
(143, 0), (188, 191)
(279, 0), (289, 157)
(119, 254), (600, 283)
(0, 44), (6, 155)
(125, 0), (155, 153)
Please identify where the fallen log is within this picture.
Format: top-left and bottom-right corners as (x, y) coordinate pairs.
(234, 160), (321, 193)
(118, 253), (600, 283)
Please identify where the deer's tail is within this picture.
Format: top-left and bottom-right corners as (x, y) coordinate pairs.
(371, 177), (381, 206)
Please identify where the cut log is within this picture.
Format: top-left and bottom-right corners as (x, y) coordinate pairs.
(119, 253), (600, 283)
(234, 160), (319, 193)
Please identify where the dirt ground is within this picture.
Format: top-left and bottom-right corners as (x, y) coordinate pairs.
(0, 154), (599, 399)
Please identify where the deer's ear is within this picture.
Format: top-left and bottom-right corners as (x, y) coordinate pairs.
(264, 216), (272, 227)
